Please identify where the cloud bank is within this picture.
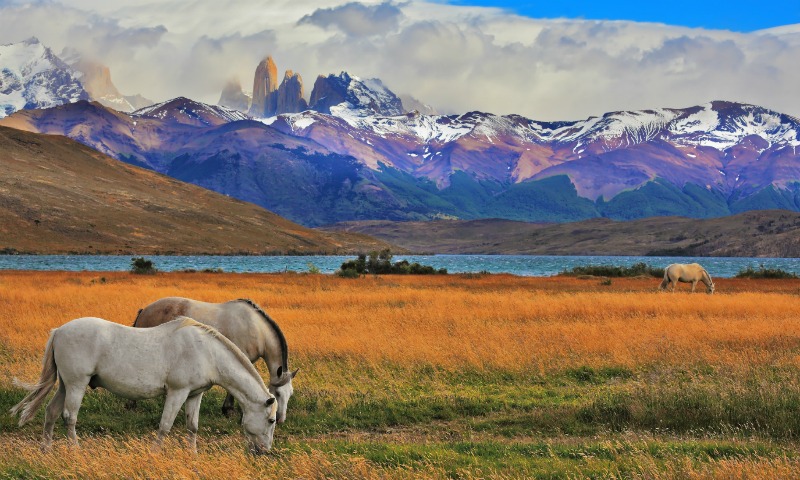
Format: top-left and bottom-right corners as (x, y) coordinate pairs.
(0, 0), (798, 120)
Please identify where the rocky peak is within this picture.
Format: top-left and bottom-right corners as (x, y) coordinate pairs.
(249, 56), (278, 117)
(60, 49), (153, 112)
(218, 77), (250, 112)
(276, 70), (308, 114)
(308, 72), (404, 117)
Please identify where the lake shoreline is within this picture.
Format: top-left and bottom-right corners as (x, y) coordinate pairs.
(1, 253), (799, 277)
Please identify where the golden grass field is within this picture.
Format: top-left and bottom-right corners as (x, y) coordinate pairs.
(2, 271), (800, 478)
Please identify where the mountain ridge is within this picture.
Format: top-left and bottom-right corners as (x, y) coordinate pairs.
(322, 210), (800, 257)
(0, 125), (392, 254)
(3, 96), (799, 226)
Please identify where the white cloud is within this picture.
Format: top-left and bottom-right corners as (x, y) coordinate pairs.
(298, 2), (404, 37)
(0, 0), (798, 121)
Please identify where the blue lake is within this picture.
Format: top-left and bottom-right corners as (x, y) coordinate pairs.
(0, 254), (798, 278)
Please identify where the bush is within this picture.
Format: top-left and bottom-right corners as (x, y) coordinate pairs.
(337, 250), (447, 276)
(562, 262), (664, 278)
(130, 257), (157, 275)
(735, 265), (798, 279)
(336, 267), (361, 278)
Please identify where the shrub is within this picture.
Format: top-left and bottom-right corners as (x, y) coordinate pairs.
(336, 267), (361, 278)
(130, 257), (157, 275)
(338, 250), (447, 276)
(562, 262), (664, 278)
(735, 265), (798, 279)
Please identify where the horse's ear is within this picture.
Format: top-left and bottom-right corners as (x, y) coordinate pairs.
(276, 366), (283, 378)
(266, 397), (276, 406)
(291, 368), (300, 378)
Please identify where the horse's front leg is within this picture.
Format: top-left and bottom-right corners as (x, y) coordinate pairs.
(184, 392), (204, 453)
(691, 281), (697, 293)
(154, 388), (190, 452)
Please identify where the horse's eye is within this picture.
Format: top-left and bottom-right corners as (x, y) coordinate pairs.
(269, 418), (276, 424)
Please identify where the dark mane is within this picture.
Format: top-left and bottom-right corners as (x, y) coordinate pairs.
(236, 298), (289, 370)
(132, 308), (143, 327)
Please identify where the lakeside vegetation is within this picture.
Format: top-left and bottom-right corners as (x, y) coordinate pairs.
(735, 264), (799, 279)
(560, 262), (664, 278)
(337, 249), (447, 277)
(2, 272), (800, 478)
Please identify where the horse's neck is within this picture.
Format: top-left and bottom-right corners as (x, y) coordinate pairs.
(213, 343), (266, 406)
(261, 331), (285, 380)
(700, 270), (711, 285)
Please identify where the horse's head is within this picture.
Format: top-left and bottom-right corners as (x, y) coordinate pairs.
(270, 366), (299, 424)
(242, 396), (277, 454)
(707, 282), (715, 294)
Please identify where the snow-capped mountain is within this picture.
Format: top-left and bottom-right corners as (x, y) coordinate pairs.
(0, 38), (88, 118)
(132, 97), (249, 127)
(3, 91), (800, 225)
(271, 100), (800, 199)
(308, 72), (404, 120)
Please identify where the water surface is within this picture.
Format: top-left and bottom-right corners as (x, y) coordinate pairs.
(1, 254), (798, 278)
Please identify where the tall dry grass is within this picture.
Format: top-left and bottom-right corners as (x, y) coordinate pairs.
(3, 271), (800, 385)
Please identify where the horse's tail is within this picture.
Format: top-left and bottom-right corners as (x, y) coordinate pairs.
(10, 329), (58, 426)
(659, 268), (670, 290)
(132, 308), (143, 327)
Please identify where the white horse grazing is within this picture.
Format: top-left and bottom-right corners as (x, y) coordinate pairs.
(659, 263), (715, 294)
(134, 297), (297, 423)
(10, 317), (277, 453)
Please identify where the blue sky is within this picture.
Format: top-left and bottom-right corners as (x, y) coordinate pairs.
(452, 0), (800, 31)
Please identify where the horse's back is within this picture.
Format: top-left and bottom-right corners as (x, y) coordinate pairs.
(55, 317), (217, 399)
(136, 297), (267, 361)
(52, 317), (116, 372)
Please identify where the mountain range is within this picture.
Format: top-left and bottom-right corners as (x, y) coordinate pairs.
(2, 39), (799, 228)
(0, 38), (151, 116)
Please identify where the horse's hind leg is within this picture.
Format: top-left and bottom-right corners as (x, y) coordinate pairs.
(154, 388), (190, 451)
(43, 380), (66, 449)
(184, 392), (204, 453)
(221, 392), (236, 417)
(63, 381), (88, 446)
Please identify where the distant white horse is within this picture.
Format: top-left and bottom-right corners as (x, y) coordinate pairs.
(10, 317), (277, 453)
(134, 297), (297, 423)
(659, 263), (715, 294)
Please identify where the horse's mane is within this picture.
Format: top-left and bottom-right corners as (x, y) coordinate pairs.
(702, 268), (713, 282)
(176, 317), (266, 389)
(235, 299), (289, 371)
(132, 308), (143, 327)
